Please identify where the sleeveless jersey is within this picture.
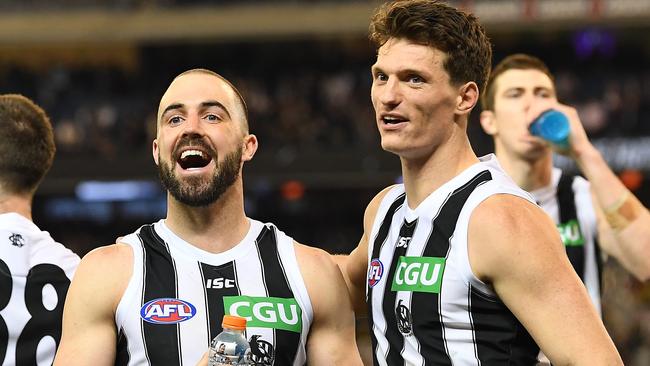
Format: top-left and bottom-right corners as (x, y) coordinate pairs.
(0, 212), (80, 366)
(530, 168), (601, 315)
(366, 154), (540, 365)
(115, 219), (313, 366)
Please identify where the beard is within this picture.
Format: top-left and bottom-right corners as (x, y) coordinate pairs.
(158, 148), (242, 207)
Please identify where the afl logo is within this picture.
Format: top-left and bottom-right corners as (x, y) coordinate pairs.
(140, 298), (197, 324)
(368, 259), (384, 288)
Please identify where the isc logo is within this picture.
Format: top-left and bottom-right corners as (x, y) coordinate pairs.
(206, 278), (235, 289)
(396, 237), (411, 248)
(140, 298), (197, 324)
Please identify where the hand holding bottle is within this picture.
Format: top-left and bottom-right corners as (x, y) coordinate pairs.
(208, 315), (251, 366)
(529, 109), (570, 147)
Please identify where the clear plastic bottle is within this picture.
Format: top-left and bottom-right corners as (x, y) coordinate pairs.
(529, 109), (570, 147)
(208, 315), (251, 366)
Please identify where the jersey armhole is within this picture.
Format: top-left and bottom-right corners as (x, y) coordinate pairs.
(454, 182), (535, 298)
(272, 225), (314, 333)
(114, 233), (141, 328)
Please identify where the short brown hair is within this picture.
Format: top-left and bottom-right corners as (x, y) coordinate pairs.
(174, 68), (249, 132)
(0, 94), (56, 194)
(481, 53), (555, 111)
(369, 0), (492, 93)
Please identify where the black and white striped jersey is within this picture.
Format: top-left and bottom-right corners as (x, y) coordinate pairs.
(115, 219), (313, 366)
(366, 154), (540, 365)
(530, 168), (601, 315)
(0, 212), (80, 366)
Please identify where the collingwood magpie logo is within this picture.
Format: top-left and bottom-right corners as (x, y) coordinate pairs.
(395, 299), (413, 335)
(249, 335), (274, 365)
(9, 233), (25, 248)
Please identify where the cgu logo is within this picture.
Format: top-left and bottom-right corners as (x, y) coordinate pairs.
(140, 298), (197, 324)
(223, 296), (302, 333)
(557, 219), (585, 247)
(391, 256), (446, 294)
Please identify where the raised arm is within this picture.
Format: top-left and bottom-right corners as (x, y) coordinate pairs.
(54, 244), (133, 366)
(469, 194), (622, 365)
(554, 103), (650, 281)
(296, 244), (363, 366)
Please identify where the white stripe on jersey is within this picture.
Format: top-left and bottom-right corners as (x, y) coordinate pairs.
(274, 229), (313, 366)
(530, 168), (601, 314)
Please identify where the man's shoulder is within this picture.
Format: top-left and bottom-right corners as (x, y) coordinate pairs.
(469, 194), (562, 281)
(471, 193), (544, 231)
(77, 243), (134, 283)
(293, 242), (344, 289)
(293, 242), (336, 270)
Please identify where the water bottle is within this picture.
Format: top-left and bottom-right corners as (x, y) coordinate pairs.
(208, 315), (250, 366)
(529, 109), (570, 147)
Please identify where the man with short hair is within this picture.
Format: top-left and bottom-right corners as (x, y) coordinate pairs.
(479, 53), (650, 363)
(55, 69), (362, 366)
(337, 1), (623, 364)
(0, 94), (80, 365)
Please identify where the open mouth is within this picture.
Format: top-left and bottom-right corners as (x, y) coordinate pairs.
(382, 116), (408, 124)
(177, 149), (212, 170)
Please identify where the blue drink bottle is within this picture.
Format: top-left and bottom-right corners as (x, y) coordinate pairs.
(529, 109), (570, 147)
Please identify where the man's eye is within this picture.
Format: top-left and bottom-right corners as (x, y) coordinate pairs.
(205, 114), (220, 122)
(169, 116), (183, 125)
(376, 73), (388, 81)
(409, 75), (423, 83)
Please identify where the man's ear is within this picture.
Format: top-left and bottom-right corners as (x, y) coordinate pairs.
(479, 110), (498, 136)
(152, 139), (160, 166)
(456, 81), (479, 116)
(242, 134), (258, 162)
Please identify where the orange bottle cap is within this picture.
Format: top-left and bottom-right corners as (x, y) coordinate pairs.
(222, 315), (247, 330)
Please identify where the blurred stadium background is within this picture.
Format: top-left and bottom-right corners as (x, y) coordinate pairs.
(1, 0), (650, 363)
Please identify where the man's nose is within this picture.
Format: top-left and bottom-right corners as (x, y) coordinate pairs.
(378, 78), (402, 106)
(182, 114), (204, 137)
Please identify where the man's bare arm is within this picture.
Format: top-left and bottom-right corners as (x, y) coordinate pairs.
(296, 244), (363, 365)
(333, 186), (395, 315)
(470, 195), (622, 365)
(54, 244), (133, 365)
(550, 103), (650, 281)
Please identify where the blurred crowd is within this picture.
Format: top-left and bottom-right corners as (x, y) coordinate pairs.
(0, 41), (378, 159)
(2, 40), (650, 162)
(0, 0), (369, 11)
(1, 25), (650, 366)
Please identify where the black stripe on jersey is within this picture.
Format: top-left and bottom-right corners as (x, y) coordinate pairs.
(0, 259), (11, 363)
(557, 174), (585, 281)
(139, 225), (182, 366)
(413, 169), (491, 365)
(382, 218), (419, 365)
(199, 260), (241, 345)
(115, 327), (131, 366)
(254, 225), (300, 365)
(593, 235), (603, 293)
(367, 192), (406, 366)
(468, 284), (538, 364)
